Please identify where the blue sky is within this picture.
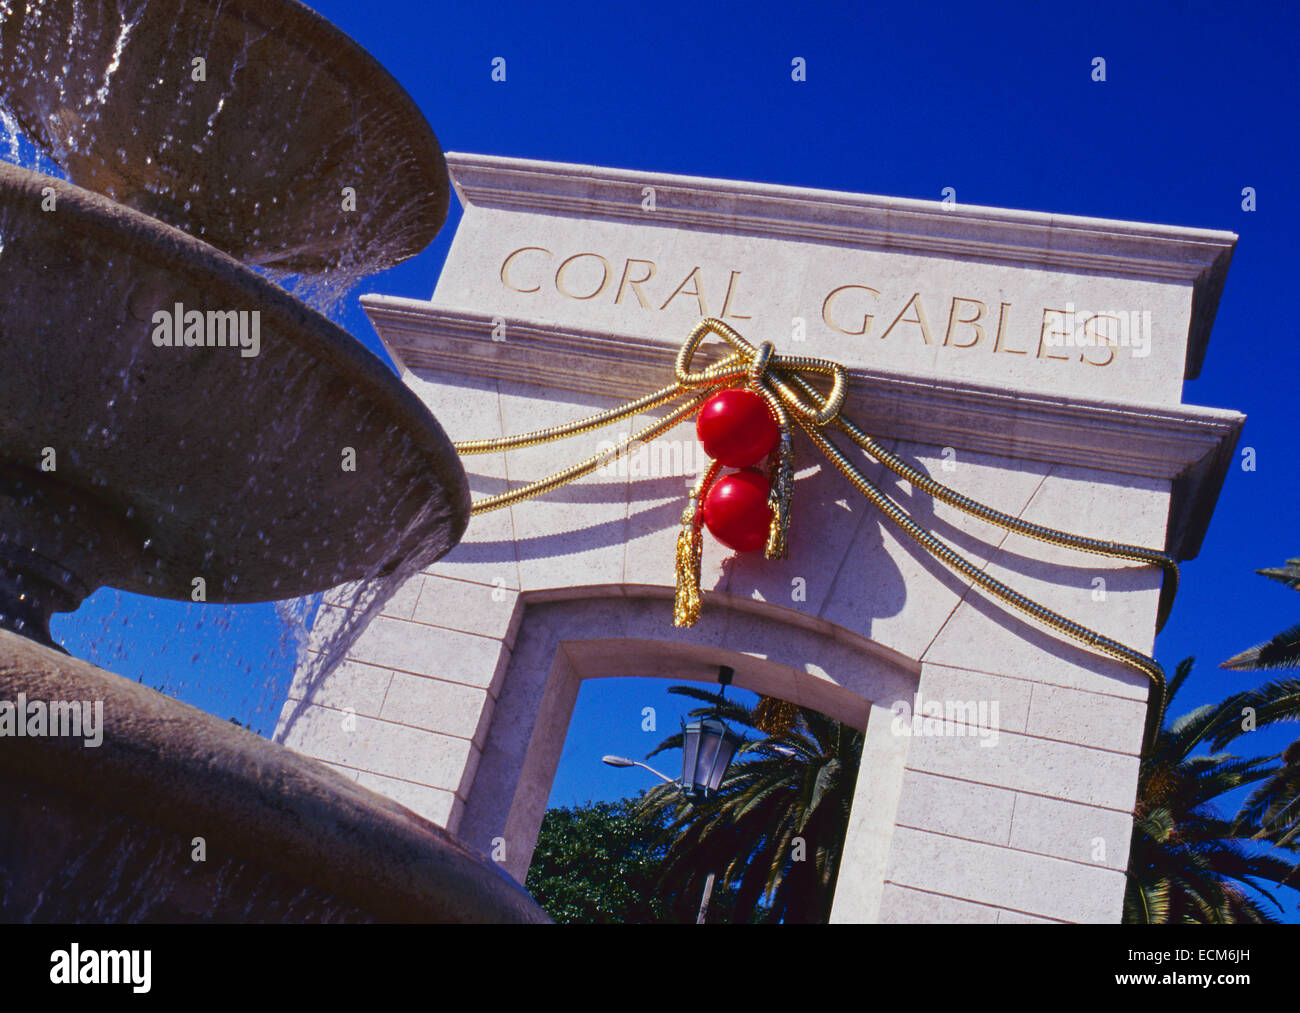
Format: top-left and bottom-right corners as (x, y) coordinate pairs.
(36, 0), (1300, 915)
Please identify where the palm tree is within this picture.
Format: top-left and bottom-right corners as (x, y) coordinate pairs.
(635, 686), (862, 923)
(1124, 658), (1298, 922)
(1214, 558), (1300, 849)
(1220, 558), (1300, 671)
(1205, 678), (1300, 849)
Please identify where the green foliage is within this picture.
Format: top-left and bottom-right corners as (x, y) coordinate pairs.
(1212, 557), (1300, 849)
(637, 686), (863, 923)
(1220, 623), (1300, 672)
(1208, 677), (1300, 848)
(1123, 657), (1299, 923)
(524, 796), (687, 923)
(1257, 558), (1300, 592)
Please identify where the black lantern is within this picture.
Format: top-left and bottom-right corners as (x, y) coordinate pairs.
(680, 666), (743, 802)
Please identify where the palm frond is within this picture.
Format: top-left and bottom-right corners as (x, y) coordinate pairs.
(1220, 622), (1300, 672)
(1210, 677), (1300, 749)
(1257, 558), (1300, 592)
(1165, 656), (1196, 706)
(1124, 656), (1300, 923)
(638, 684), (863, 922)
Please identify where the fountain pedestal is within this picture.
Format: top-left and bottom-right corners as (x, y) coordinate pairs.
(0, 630), (547, 922)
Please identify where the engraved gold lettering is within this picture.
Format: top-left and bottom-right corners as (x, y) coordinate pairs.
(1081, 314), (1118, 367)
(1036, 308), (1071, 361)
(720, 270), (752, 320)
(555, 252), (612, 301)
(880, 292), (934, 345)
(944, 297), (987, 348)
(499, 246), (552, 294)
(821, 285), (880, 336)
(659, 266), (710, 315)
(615, 258), (658, 307)
(992, 302), (1025, 355)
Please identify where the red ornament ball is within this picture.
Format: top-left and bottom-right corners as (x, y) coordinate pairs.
(703, 468), (773, 553)
(696, 388), (780, 468)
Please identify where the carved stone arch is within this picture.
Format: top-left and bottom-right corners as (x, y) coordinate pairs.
(454, 590), (920, 908)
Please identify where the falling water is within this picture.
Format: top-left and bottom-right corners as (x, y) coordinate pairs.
(0, 0), (526, 925)
(0, 0), (452, 735)
(0, 0), (443, 299)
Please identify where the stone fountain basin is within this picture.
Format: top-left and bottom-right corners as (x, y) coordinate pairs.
(0, 630), (549, 922)
(0, 162), (469, 604)
(0, 0), (447, 275)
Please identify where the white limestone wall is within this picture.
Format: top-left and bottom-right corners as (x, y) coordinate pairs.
(277, 366), (1168, 923)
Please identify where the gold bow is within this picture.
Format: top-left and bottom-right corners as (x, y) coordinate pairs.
(671, 319), (852, 623)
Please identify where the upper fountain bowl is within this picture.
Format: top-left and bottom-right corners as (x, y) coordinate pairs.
(0, 162), (469, 623)
(0, 0), (448, 277)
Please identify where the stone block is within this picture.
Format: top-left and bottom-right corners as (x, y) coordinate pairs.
(877, 884), (1000, 924)
(905, 721), (1141, 811)
(894, 770), (1015, 846)
(1009, 792), (1134, 872)
(380, 671), (495, 746)
(884, 826), (1127, 922)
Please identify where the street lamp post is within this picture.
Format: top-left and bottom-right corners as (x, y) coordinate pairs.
(601, 664), (743, 924)
(600, 755), (674, 783)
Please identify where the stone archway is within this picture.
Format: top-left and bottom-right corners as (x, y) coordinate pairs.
(451, 592), (915, 918)
(277, 153), (1242, 922)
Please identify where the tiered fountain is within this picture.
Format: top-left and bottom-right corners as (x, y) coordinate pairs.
(0, 0), (546, 922)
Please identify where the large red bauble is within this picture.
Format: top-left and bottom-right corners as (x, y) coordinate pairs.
(703, 468), (773, 553)
(696, 388), (780, 468)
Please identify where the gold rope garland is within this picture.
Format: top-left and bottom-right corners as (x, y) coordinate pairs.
(451, 318), (1174, 751)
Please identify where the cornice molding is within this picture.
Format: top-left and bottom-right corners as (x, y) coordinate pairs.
(444, 152), (1236, 381)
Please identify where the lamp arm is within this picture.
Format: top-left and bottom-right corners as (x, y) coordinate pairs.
(631, 760), (676, 784)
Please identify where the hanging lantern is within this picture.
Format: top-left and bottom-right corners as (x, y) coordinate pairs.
(696, 388), (780, 467)
(702, 468), (772, 552)
(680, 664), (743, 802)
(680, 715), (743, 802)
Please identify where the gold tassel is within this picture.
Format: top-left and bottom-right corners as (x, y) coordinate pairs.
(674, 460), (720, 628)
(765, 429), (793, 560)
(673, 520), (704, 628)
(755, 695), (798, 735)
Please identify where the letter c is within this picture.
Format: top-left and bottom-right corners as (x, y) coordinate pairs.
(500, 246), (552, 293)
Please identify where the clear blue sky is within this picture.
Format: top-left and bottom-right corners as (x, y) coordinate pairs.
(36, 0), (1300, 914)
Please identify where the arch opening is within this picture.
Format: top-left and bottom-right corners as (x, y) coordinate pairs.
(456, 592), (918, 922)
